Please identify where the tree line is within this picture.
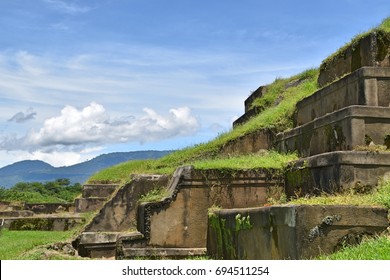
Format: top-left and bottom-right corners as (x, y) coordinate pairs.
(0, 179), (82, 203)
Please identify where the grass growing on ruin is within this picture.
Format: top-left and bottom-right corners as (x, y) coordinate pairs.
(89, 150), (297, 184)
(89, 68), (318, 184)
(192, 151), (297, 170)
(139, 188), (170, 203)
(286, 178), (390, 208)
(321, 17), (390, 72)
(0, 229), (75, 260)
(317, 235), (390, 260)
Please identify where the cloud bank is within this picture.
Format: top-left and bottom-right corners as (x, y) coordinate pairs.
(1, 102), (199, 152)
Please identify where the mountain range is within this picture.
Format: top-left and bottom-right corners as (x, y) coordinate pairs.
(0, 150), (173, 188)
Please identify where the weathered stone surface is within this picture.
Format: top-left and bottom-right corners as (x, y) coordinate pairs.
(82, 184), (118, 198)
(207, 205), (389, 260)
(4, 216), (84, 231)
(295, 67), (390, 126)
(233, 107), (263, 127)
(318, 31), (390, 87)
(0, 210), (34, 217)
(74, 197), (107, 213)
(285, 151), (390, 197)
(220, 129), (275, 155)
(84, 175), (168, 232)
(120, 247), (206, 259)
(136, 167), (281, 249)
(24, 203), (74, 214)
(75, 231), (143, 258)
(276, 105), (390, 157)
(245, 86), (266, 112)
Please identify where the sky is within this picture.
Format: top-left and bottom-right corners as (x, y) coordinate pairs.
(0, 0), (389, 168)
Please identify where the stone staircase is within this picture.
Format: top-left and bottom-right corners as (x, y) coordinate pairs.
(278, 67), (390, 196)
(71, 30), (390, 260)
(206, 31), (390, 259)
(74, 183), (118, 213)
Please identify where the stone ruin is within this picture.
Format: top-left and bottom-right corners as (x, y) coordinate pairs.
(2, 30), (390, 260)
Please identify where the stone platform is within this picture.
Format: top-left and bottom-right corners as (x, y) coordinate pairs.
(2, 215), (85, 231)
(295, 67), (390, 126)
(276, 105), (390, 157)
(285, 151), (390, 196)
(207, 205), (389, 260)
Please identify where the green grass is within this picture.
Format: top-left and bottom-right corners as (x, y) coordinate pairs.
(321, 16), (390, 72)
(139, 188), (170, 202)
(284, 178), (390, 208)
(318, 235), (390, 260)
(0, 229), (76, 260)
(192, 151), (297, 170)
(88, 68), (318, 184)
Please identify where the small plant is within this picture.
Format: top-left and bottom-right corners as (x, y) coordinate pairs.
(235, 214), (252, 231)
(139, 188), (170, 203)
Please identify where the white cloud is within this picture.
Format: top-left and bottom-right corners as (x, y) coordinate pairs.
(1, 102), (199, 152)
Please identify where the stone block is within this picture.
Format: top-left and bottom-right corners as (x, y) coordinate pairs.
(4, 216), (84, 231)
(318, 31), (390, 87)
(137, 167), (281, 249)
(207, 205), (389, 260)
(74, 197), (107, 213)
(82, 184), (118, 198)
(276, 105), (390, 157)
(220, 129), (275, 155)
(285, 151), (390, 197)
(295, 67), (390, 126)
(84, 175), (168, 232)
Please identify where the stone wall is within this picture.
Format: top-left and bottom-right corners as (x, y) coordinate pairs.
(285, 151), (390, 196)
(276, 106), (390, 157)
(74, 184), (119, 213)
(137, 167), (282, 249)
(24, 203), (74, 214)
(4, 216), (84, 231)
(318, 31), (390, 87)
(207, 205), (389, 260)
(295, 67), (390, 126)
(220, 129), (274, 155)
(84, 174), (168, 232)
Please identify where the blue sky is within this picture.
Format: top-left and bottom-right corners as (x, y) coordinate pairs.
(0, 0), (389, 167)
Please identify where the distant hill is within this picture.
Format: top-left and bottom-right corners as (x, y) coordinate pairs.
(0, 150), (173, 188)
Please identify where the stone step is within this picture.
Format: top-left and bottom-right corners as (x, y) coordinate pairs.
(2, 215), (84, 231)
(120, 247), (207, 259)
(76, 231), (144, 259)
(285, 150), (390, 197)
(208, 205), (389, 260)
(74, 197), (108, 213)
(276, 105), (390, 157)
(81, 184), (119, 198)
(318, 30), (390, 87)
(295, 67), (390, 126)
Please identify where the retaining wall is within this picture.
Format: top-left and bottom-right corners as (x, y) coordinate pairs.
(285, 151), (390, 197)
(207, 205), (389, 259)
(276, 106), (390, 157)
(295, 67), (390, 126)
(318, 31), (390, 87)
(137, 167), (282, 249)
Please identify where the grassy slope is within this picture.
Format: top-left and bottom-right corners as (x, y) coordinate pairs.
(88, 68), (318, 183)
(320, 17), (390, 71)
(0, 229), (75, 260)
